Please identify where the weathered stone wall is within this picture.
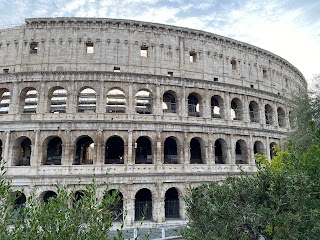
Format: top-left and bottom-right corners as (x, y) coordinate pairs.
(0, 18), (306, 226)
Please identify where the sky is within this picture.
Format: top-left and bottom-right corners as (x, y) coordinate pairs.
(0, 0), (319, 86)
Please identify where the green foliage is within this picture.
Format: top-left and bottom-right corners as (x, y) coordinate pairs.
(0, 173), (124, 240)
(288, 77), (320, 149)
(182, 128), (320, 240)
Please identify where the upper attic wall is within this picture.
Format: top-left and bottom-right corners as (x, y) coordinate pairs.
(0, 17), (307, 93)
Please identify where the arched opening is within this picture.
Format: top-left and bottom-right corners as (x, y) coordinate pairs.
(14, 191), (26, 209)
(105, 136), (124, 164)
(188, 93), (201, 117)
(135, 90), (152, 114)
(78, 87), (96, 113)
(0, 89), (10, 114)
(277, 107), (286, 127)
(211, 95), (223, 118)
(50, 87), (67, 113)
(135, 188), (152, 221)
(164, 137), (178, 164)
(45, 137), (62, 165)
(135, 137), (152, 164)
(162, 91), (177, 113)
(43, 191), (57, 203)
(270, 142), (278, 160)
(106, 190), (123, 221)
(231, 98), (243, 120)
(74, 136), (94, 165)
(190, 138), (203, 164)
(12, 137), (31, 166)
(165, 188), (180, 219)
(73, 190), (85, 206)
(254, 141), (264, 155)
(235, 140), (248, 164)
(265, 104), (274, 125)
(106, 88), (126, 113)
(249, 101), (259, 123)
(214, 138), (227, 164)
(22, 88), (38, 113)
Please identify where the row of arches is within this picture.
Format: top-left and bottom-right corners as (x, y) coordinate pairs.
(3, 135), (278, 166)
(0, 87), (288, 126)
(13, 187), (181, 221)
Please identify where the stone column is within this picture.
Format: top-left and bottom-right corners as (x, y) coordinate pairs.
(31, 130), (40, 166)
(224, 92), (231, 121)
(95, 130), (103, 165)
(183, 132), (189, 168)
(181, 86), (187, 118)
(203, 90), (210, 119)
(3, 130), (10, 166)
(229, 136), (235, 165)
(243, 95), (249, 123)
(62, 130), (72, 165)
(248, 135), (254, 164)
(266, 136), (271, 161)
(124, 185), (135, 226)
(127, 130), (133, 165)
(155, 84), (161, 117)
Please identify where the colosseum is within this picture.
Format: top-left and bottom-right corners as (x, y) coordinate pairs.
(0, 17), (306, 226)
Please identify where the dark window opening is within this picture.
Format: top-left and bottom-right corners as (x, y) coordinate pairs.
(265, 104), (274, 125)
(190, 138), (203, 164)
(43, 191), (57, 203)
(211, 96), (222, 118)
(231, 98), (242, 120)
(231, 59), (237, 70)
(235, 140), (248, 164)
(214, 77), (218, 82)
(105, 136), (124, 164)
(167, 71), (173, 77)
(106, 190), (123, 221)
(188, 94), (200, 117)
(3, 69), (9, 74)
(114, 67), (120, 72)
(277, 107), (286, 127)
(74, 136), (94, 165)
(189, 52), (197, 62)
(249, 101), (259, 123)
(30, 42), (38, 54)
(135, 137), (152, 164)
(16, 138), (31, 166)
(135, 189), (152, 221)
(163, 92), (177, 113)
(250, 84), (254, 88)
(263, 69), (267, 78)
(214, 139), (227, 164)
(45, 137), (62, 165)
(270, 143), (277, 160)
(14, 191), (26, 209)
(165, 188), (180, 219)
(164, 137), (178, 164)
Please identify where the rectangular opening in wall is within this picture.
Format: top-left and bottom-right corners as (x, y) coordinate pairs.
(250, 84), (254, 88)
(167, 71), (173, 77)
(3, 69), (9, 74)
(214, 77), (218, 82)
(140, 46), (148, 57)
(189, 52), (197, 62)
(30, 42), (38, 54)
(114, 67), (120, 72)
(263, 69), (267, 78)
(86, 42), (94, 53)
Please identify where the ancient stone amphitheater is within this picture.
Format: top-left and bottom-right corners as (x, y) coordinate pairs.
(0, 18), (306, 226)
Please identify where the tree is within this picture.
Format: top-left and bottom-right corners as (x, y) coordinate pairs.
(288, 75), (320, 149)
(0, 170), (124, 240)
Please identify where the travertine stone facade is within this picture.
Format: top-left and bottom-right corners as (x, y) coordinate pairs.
(0, 18), (306, 226)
